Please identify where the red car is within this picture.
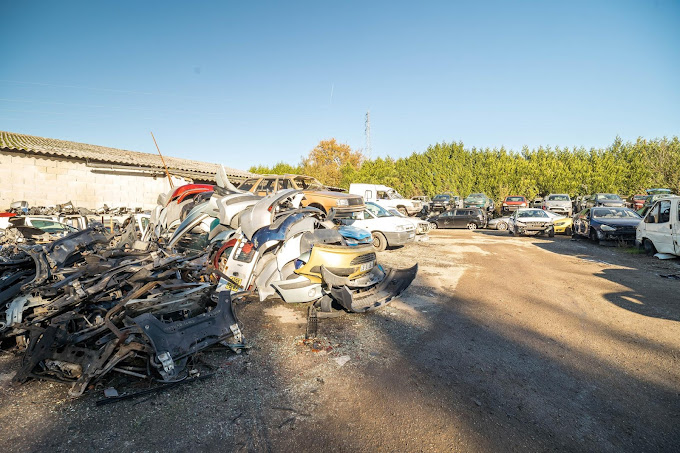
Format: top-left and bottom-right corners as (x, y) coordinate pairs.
(501, 196), (527, 214)
(629, 194), (648, 210)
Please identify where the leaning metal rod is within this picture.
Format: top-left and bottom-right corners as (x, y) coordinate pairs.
(150, 131), (174, 189)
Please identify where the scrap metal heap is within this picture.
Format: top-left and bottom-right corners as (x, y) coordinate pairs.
(0, 167), (417, 397)
(1, 224), (242, 397)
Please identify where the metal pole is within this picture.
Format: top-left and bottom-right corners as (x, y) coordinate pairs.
(151, 131), (174, 189)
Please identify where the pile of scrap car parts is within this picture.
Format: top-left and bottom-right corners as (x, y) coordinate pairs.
(0, 223), (244, 397)
(159, 167), (418, 314)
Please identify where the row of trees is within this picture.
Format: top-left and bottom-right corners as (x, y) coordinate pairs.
(249, 136), (680, 203)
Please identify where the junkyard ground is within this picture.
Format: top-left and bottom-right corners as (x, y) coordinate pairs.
(1, 230), (679, 452)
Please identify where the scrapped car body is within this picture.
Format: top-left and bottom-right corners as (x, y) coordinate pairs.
(429, 208), (486, 230)
(635, 196), (680, 256)
(240, 174), (364, 215)
(215, 189), (417, 313)
(586, 193), (625, 208)
(333, 202), (416, 251)
(542, 194), (572, 217)
(573, 207), (641, 243)
(464, 193), (494, 213)
(430, 194), (460, 213)
(543, 210), (573, 235)
(349, 183), (422, 216)
(510, 209), (554, 237)
(488, 215), (512, 231)
(501, 196), (528, 214)
(387, 208), (430, 235)
(629, 194), (648, 210)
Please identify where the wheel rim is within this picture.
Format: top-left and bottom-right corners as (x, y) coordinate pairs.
(430, 222), (437, 229)
(497, 222), (507, 231)
(372, 234), (382, 248)
(468, 223), (477, 230)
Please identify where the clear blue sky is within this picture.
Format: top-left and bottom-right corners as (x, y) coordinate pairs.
(1, 0), (678, 171)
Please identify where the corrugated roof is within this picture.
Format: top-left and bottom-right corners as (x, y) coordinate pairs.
(0, 130), (254, 180)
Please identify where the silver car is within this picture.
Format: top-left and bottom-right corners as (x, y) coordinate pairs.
(542, 194), (572, 216)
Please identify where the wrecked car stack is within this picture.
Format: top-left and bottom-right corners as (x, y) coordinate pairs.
(0, 167), (417, 397)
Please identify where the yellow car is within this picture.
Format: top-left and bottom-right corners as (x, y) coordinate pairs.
(548, 213), (573, 235)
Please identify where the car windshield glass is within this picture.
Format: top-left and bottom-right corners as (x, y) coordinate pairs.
(548, 195), (569, 201)
(465, 194), (485, 201)
(506, 197), (524, 202)
(387, 189), (403, 199)
(633, 195), (647, 200)
(517, 210), (548, 218)
(433, 195), (450, 201)
(366, 202), (392, 217)
(294, 176), (325, 191)
(389, 209), (406, 218)
(598, 194), (622, 200)
(592, 208), (640, 219)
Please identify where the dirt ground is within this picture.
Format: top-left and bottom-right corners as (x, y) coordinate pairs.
(1, 230), (679, 452)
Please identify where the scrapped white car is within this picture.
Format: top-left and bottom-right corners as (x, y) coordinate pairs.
(387, 206), (430, 235)
(509, 208), (555, 237)
(335, 202), (416, 251)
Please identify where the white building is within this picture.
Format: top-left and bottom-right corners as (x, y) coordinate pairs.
(0, 131), (253, 210)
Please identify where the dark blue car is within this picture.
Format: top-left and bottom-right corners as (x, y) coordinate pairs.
(572, 207), (641, 242)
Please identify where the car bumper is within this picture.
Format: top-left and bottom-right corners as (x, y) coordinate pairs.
(384, 230), (416, 246)
(595, 230), (636, 241)
(325, 264), (418, 312)
(546, 207), (571, 214)
(502, 205), (523, 212)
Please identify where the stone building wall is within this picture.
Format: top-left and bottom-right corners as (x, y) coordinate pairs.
(0, 150), (189, 210)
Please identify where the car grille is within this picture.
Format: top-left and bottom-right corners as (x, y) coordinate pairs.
(350, 253), (376, 265)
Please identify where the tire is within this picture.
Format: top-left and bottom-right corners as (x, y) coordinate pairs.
(589, 230), (600, 244)
(429, 222), (438, 230)
(372, 231), (387, 252)
(548, 228), (555, 238)
(398, 207), (408, 216)
(642, 238), (656, 256)
(497, 221), (508, 231)
(565, 227), (572, 236)
(467, 222), (477, 230)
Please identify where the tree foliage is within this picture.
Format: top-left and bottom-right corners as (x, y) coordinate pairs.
(250, 136), (680, 203)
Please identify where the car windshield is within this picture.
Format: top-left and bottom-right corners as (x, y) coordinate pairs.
(592, 208), (640, 219)
(465, 194), (485, 201)
(433, 195), (450, 201)
(517, 210), (548, 218)
(294, 176), (326, 191)
(506, 196), (524, 202)
(548, 195), (570, 201)
(598, 194), (622, 200)
(633, 195), (647, 200)
(389, 209), (406, 218)
(366, 202), (392, 218)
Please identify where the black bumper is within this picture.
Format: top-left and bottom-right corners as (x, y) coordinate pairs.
(324, 264), (418, 313)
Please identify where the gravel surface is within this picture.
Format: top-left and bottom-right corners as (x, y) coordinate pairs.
(1, 230), (679, 452)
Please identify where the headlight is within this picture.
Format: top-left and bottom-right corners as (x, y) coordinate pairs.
(336, 199), (348, 207)
(502, 203), (508, 206)
(601, 224), (617, 232)
(520, 203), (526, 207)
(515, 221), (526, 227)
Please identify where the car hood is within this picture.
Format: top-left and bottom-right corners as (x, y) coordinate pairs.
(545, 200), (571, 206)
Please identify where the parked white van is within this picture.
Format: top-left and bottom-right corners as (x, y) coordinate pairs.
(635, 195), (680, 256)
(349, 184), (422, 216)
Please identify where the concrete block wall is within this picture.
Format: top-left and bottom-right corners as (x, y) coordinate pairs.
(0, 150), (191, 210)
